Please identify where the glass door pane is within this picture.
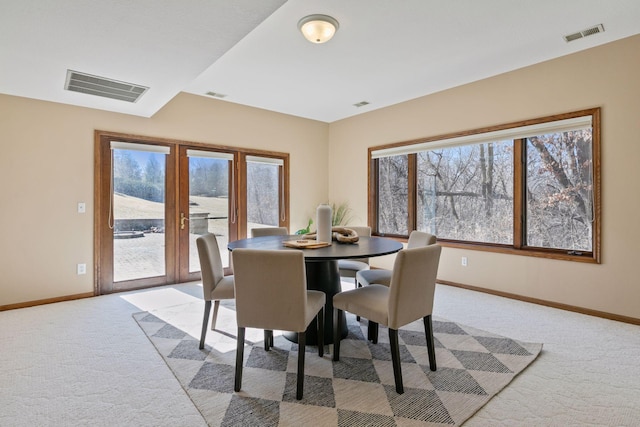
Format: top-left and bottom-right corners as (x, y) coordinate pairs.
(187, 152), (231, 273)
(112, 147), (167, 282)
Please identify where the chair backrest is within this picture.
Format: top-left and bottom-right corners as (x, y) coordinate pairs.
(387, 245), (442, 329)
(348, 226), (371, 238)
(196, 233), (225, 297)
(407, 231), (437, 249)
(348, 226), (371, 264)
(250, 227), (288, 237)
(232, 249), (308, 332)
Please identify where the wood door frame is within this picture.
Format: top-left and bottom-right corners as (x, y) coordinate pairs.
(94, 130), (290, 295)
(177, 146), (240, 282)
(94, 131), (177, 294)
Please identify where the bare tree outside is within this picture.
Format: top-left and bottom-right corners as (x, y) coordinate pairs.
(377, 155), (409, 235)
(526, 129), (593, 251)
(190, 158), (228, 198)
(377, 128), (594, 251)
(417, 141), (513, 244)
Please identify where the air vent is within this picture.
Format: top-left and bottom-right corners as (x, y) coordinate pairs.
(64, 70), (148, 103)
(563, 24), (605, 43)
(353, 101), (370, 108)
(205, 91), (227, 99)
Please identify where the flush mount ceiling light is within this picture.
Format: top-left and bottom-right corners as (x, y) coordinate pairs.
(298, 14), (339, 44)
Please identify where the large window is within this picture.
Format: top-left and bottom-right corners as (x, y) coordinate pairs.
(369, 109), (600, 262)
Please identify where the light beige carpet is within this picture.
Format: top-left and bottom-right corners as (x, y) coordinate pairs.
(134, 301), (542, 426)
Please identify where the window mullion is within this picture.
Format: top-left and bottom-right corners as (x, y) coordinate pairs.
(407, 153), (417, 235)
(513, 139), (524, 248)
(368, 157), (379, 234)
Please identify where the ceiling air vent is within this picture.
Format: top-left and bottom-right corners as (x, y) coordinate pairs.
(563, 24), (605, 43)
(353, 101), (370, 108)
(205, 91), (227, 99)
(64, 70), (148, 103)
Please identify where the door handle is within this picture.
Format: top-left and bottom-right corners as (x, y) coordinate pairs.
(180, 212), (189, 230)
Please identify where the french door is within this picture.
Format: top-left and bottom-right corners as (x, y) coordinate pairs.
(178, 147), (236, 282)
(95, 131), (288, 294)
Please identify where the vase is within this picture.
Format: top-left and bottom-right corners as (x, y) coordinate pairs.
(316, 204), (332, 244)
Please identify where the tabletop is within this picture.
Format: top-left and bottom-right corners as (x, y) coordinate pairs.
(227, 235), (403, 261)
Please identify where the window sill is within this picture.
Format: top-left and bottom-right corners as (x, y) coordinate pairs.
(438, 240), (599, 264)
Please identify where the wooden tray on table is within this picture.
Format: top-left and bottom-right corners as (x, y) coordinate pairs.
(283, 239), (331, 249)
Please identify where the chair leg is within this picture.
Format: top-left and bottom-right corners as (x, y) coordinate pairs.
(211, 300), (221, 330)
(332, 308), (342, 361)
(368, 320), (379, 344)
(317, 307), (324, 357)
(355, 280), (361, 322)
(234, 327), (246, 392)
(389, 328), (404, 394)
(264, 330), (273, 351)
(423, 315), (437, 371)
(199, 300), (212, 349)
(297, 332), (306, 400)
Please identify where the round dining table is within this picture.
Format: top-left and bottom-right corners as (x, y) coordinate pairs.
(228, 235), (403, 345)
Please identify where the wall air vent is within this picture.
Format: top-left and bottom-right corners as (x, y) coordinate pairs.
(64, 70), (148, 103)
(563, 24), (605, 43)
(205, 91), (227, 99)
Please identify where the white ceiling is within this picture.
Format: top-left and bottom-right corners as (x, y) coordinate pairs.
(2, 0), (640, 123)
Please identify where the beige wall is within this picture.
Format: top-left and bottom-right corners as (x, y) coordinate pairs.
(329, 34), (640, 319)
(2, 35), (639, 320)
(0, 93), (328, 306)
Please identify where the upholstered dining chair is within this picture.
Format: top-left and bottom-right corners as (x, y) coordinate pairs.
(355, 231), (436, 289)
(332, 244), (442, 394)
(353, 231), (436, 323)
(337, 226), (371, 280)
(250, 227), (288, 237)
(232, 248), (325, 400)
(196, 233), (235, 350)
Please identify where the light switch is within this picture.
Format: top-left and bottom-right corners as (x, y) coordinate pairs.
(78, 202), (86, 213)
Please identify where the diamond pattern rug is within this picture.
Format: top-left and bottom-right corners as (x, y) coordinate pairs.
(133, 302), (541, 426)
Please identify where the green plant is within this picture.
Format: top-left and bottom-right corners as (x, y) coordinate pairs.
(295, 218), (313, 235)
(295, 202), (352, 234)
(331, 202), (353, 226)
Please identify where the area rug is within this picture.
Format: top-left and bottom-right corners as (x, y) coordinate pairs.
(133, 302), (542, 426)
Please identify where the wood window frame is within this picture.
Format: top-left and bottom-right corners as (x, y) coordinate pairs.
(368, 108), (601, 264)
(236, 152), (290, 237)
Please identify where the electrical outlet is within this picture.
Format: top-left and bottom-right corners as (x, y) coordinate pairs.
(77, 263), (87, 275)
(461, 256), (468, 267)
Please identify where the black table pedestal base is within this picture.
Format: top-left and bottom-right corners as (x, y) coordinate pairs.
(283, 259), (348, 345)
